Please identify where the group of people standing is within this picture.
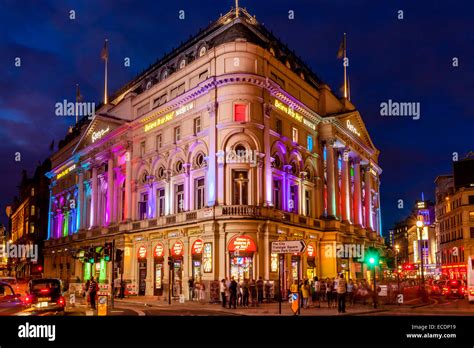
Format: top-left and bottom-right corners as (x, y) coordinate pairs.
(220, 276), (265, 309)
(188, 278), (206, 302)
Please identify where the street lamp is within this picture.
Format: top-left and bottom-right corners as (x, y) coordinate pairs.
(416, 220), (426, 301)
(395, 244), (400, 295)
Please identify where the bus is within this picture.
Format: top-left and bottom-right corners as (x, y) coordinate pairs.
(468, 255), (474, 303)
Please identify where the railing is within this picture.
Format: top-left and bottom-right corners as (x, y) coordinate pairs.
(222, 205), (261, 216)
(166, 216), (176, 224)
(186, 212), (197, 221)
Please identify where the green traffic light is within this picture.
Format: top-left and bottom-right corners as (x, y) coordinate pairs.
(369, 257), (375, 264)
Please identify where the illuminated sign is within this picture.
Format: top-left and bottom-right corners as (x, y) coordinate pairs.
(202, 242), (212, 273)
(228, 235), (257, 252)
(307, 244), (314, 257)
(171, 240), (184, 257)
(346, 120), (361, 136)
(303, 118), (316, 130)
(154, 243), (164, 258)
(57, 164), (76, 179)
(144, 102), (194, 132)
(274, 99), (303, 122)
(92, 126), (110, 143)
(137, 246), (147, 259)
(369, 168), (378, 176)
(192, 239), (203, 254)
(417, 201), (426, 209)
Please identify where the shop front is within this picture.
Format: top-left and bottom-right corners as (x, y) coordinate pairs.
(191, 239), (203, 283)
(171, 240), (184, 297)
(153, 243), (164, 296)
(137, 246), (147, 296)
(228, 235), (256, 282)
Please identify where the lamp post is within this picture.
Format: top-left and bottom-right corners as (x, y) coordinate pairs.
(395, 244), (400, 294)
(369, 256), (377, 308)
(416, 220), (426, 301)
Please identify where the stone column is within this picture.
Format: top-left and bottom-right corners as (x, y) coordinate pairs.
(207, 103), (217, 206)
(341, 148), (350, 222)
(263, 104), (273, 206)
(264, 222), (270, 280)
(107, 156), (114, 225)
(77, 170), (84, 231)
(364, 166), (373, 230)
(47, 185), (54, 239)
(184, 163), (191, 211)
(353, 159), (363, 226)
(326, 140), (336, 218)
(218, 223), (226, 280)
(91, 165), (98, 227)
(216, 151), (225, 205)
(125, 150), (132, 221)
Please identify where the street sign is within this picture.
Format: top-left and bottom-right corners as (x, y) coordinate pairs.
(397, 294), (404, 304)
(98, 295), (108, 316)
(378, 285), (388, 296)
(271, 240), (306, 254)
(291, 293), (299, 314)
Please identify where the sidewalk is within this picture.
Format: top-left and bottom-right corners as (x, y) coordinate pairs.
(114, 296), (388, 316)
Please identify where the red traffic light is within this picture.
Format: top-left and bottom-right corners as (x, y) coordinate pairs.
(38, 266), (43, 272)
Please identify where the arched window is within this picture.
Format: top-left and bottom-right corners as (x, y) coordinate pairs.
(157, 166), (165, 179)
(195, 153), (205, 168)
(272, 154), (282, 169)
(199, 46), (207, 57)
(290, 160), (299, 175)
(175, 161), (184, 174)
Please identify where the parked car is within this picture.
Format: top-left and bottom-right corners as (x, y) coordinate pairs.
(441, 279), (466, 299)
(24, 278), (65, 313)
(0, 281), (26, 315)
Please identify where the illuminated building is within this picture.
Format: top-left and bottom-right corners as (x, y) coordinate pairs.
(435, 154), (474, 281)
(43, 7), (383, 299)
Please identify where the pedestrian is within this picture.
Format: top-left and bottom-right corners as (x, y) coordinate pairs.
(242, 279), (249, 307)
(337, 274), (347, 313)
(256, 276), (264, 304)
(229, 277), (237, 309)
(84, 279), (90, 307)
(312, 276), (321, 308)
(331, 277), (338, 308)
(220, 279), (227, 308)
(114, 277), (121, 298)
(347, 279), (354, 306)
(301, 280), (310, 309)
(89, 277), (98, 310)
(237, 280), (243, 306)
(249, 279), (257, 307)
(188, 277), (194, 301)
(319, 279), (326, 303)
(326, 278), (333, 308)
(199, 281), (206, 302)
(120, 280), (126, 299)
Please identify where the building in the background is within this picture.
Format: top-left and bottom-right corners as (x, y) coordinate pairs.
(392, 199), (438, 278)
(0, 224), (8, 276)
(43, 7), (384, 300)
(7, 160), (51, 279)
(435, 153), (474, 281)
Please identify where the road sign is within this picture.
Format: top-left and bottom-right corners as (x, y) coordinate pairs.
(291, 293), (299, 314)
(98, 295), (108, 316)
(271, 240), (306, 254)
(397, 294), (404, 304)
(378, 285), (388, 296)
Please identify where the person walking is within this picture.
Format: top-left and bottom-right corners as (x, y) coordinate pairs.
(237, 280), (243, 307)
(319, 279), (326, 303)
(337, 274), (347, 313)
(347, 279), (354, 307)
(89, 277), (98, 310)
(256, 276), (264, 304)
(312, 276), (321, 308)
(331, 277), (338, 308)
(249, 279), (257, 307)
(220, 279), (227, 308)
(242, 279), (249, 307)
(229, 277), (237, 309)
(301, 280), (310, 309)
(326, 278), (333, 308)
(188, 277), (195, 301)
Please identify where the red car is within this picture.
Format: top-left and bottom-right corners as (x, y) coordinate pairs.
(441, 280), (466, 299)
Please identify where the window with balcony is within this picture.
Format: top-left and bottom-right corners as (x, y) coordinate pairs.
(157, 188), (165, 217)
(195, 177), (205, 210)
(234, 104), (247, 122)
(232, 171), (248, 205)
(175, 184), (184, 213)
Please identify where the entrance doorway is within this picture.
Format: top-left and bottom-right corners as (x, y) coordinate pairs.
(138, 260), (147, 296)
(230, 253), (253, 282)
(172, 259), (183, 297)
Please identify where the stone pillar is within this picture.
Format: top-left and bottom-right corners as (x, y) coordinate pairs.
(47, 186), (54, 239)
(77, 170), (84, 231)
(341, 148), (350, 222)
(125, 150), (132, 221)
(364, 166), (373, 230)
(91, 165), (98, 227)
(263, 104), (273, 206)
(107, 157), (114, 225)
(218, 223), (226, 280)
(216, 151), (225, 205)
(326, 140), (336, 218)
(207, 103), (217, 206)
(264, 222), (270, 280)
(353, 159), (363, 226)
(184, 163), (191, 211)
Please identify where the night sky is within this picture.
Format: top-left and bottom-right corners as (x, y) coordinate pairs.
(0, 0), (472, 235)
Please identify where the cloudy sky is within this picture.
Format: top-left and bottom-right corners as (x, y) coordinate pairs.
(0, 0), (472, 234)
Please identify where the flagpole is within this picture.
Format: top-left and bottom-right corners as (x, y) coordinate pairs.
(75, 84), (79, 124)
(235, 0), (239, 16)
(104, 39), (108, 105)
(343, 32), (347, 99)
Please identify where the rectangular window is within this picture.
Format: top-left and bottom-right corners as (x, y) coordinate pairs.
(30, 223), (35, 234)
(170, 83), (185, 99)
(137, 104), (149, 117)
(234, 104), (247, 122)
(157, 188), (165, 217)
(307, 135), (313, 151)
(174, 127), (181, 143)
(193, 117), (201, 135)
(195, 177), (205, 209)
(469, 195), (474, 205)
(153, 93), (167, 107)
(273, 180), (281, 209)
(471, 227), (474, 239)
(276, 119), (282, 134)
(156, 134), (162, 150)
(138, 193), (148, 220)
(292, 127), (298, 143)
(140, 141), (146, 157)
(305, 190), (311, 217)
(175, 184), (184, 213)
(232, 171), (248, 205)
(199, 70), (208, 81)
(289, 185), (298, 213)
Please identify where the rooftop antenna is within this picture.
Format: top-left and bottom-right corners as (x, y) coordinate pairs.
(421, 192), (425, 201)
(235, 0), (239, 17)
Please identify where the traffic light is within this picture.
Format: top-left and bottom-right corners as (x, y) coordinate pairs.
(87, 247), (96, 263)
(115, 249), (123, 264)
(167, 256), (173, 267)
(103, 243), (112, 262)
(365, 247), (379, 267)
